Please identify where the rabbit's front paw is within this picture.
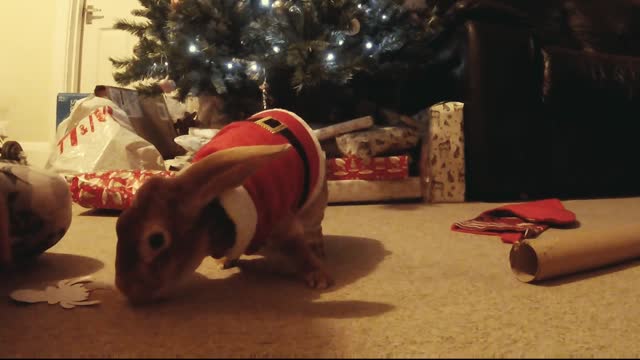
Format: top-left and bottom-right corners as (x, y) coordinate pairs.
(302, 269), (334, 289)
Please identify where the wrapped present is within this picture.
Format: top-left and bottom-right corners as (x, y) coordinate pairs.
(328, 177), (422, 204)
(0, 163), (72, 262)
(335, 127), (419, 159)
(327, 155), (410, 181)
(419, 101), (466, 203)
(70, 169), (176, 210)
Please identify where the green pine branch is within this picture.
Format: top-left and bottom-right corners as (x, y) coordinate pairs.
(109, 0), (449, 119)
(113, 19), (149, 37)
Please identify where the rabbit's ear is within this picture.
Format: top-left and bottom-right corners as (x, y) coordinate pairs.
(178, 144), (292, 210)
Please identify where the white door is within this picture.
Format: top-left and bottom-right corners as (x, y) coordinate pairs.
(79, 0), (142, 93)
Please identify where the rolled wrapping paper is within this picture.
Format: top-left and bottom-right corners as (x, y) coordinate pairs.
(509, 224), (640, 283)
(313, 116), (374, 141)
(335, 127), (419, 159)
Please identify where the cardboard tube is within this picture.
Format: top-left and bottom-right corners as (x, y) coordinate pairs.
(509, 225), (640, 283)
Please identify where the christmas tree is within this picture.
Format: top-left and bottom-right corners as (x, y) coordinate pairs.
(111, 0), (447, 124)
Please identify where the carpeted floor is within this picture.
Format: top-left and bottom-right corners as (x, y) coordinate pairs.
(2, 197), (640, 358)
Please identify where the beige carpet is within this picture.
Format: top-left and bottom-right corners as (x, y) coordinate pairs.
(2, 197), (640, 358)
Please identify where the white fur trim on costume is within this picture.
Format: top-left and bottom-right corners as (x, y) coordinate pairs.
(252, 108), (326, 213)
(219, 185), (257, 261)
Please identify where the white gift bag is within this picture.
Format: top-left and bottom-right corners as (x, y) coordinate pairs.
(45, 96), (165, 176)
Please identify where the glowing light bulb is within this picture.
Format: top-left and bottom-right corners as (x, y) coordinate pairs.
(261, 0), (270, 7)
(273, 46), (280, 53)
(338, 39), (344, 46)
(250, 63), (258, 71)
(326, 53), (335, 61)
(382, 14), (388, 20)
(357, 4), (363, 9)
(226, 62), (233, 69)
(165, 62), (169, 66)
(365, 42), (373, 49)
(189, 44), (198, 53)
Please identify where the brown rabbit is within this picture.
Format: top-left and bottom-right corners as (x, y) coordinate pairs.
(115, 109), (332, 304)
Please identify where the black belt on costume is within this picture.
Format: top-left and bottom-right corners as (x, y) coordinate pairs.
(250, 116), (311, 209)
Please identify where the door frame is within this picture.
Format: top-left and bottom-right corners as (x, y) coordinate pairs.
(56, 0), (86, 93)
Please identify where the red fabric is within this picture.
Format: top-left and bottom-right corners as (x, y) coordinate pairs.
(193, 110), (321, 254)
(451, 198), (577, 243)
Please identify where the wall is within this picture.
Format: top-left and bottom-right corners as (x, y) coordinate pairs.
(0, 1), (69, 166)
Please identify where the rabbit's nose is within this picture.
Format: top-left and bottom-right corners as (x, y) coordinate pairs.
(120, 285), (157, 306)
(115, 278), (153, 305)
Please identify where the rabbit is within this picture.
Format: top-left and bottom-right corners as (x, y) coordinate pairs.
(115, 109), (332, 305)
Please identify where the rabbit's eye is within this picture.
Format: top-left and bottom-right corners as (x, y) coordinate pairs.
(148, 233), (165, 250)
(139, 231), (171, 263)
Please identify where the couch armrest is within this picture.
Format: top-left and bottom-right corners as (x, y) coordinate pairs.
(448, 0), (530, 24)
(424, 1), (551, 200)
(542, 46), (640, 103)
(458, 18), (552, 201)
(541, 46), (640, 198)
(430, 2), (640, 200)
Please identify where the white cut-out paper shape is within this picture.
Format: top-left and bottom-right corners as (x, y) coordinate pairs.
(10, 276), (101, 309)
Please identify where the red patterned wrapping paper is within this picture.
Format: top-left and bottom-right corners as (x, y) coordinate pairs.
(326, 155), (409, 181)
(69, 169), (177, 210)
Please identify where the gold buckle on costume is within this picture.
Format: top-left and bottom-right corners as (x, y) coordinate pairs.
(254, 116), (288, 134)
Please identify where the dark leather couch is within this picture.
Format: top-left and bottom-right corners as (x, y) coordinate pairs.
(427, 0), (640, 201)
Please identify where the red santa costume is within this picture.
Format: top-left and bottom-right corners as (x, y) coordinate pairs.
(191, 108), (326, 261)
